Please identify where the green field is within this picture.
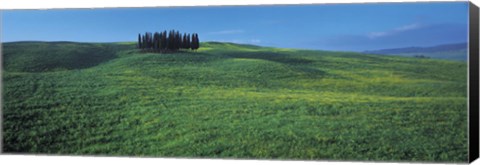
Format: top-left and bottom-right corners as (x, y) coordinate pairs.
(2, 41), (468, 162)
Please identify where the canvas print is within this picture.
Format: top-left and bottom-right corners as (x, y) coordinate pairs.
(1, 2), (472, 163)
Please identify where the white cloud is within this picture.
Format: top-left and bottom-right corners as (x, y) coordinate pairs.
(394, 23), (422, 31)
(367, 32), (388, 38)
(367, 23), (423, 39)
(250, 39), (261, 43)
(207, 29), (245, 35)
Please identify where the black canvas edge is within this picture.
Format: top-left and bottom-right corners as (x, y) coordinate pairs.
(469, 1), (480, 163)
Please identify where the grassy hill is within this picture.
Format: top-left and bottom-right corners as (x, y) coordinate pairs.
(2, 41), (468, 162)
(2, 41), (135, 72)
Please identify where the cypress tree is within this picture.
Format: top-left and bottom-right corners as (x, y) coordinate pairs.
(177, 32), (181, 50)
(149, 33), (152, 49)
(197, 33), (200, 50)
(144, 32), (149, 49)
(175, 31), (181, 50)
(161, 31), (167, 51)
(154, 32), (160, 51)
(180, 34), (185, 49)
(192, 33), (196, 50)
(182, 34), (186, 49)
(190, 34), (195, 50)
(158, 32), (163, 51)
(144, 33), (147, 49)
(192, 33), (200, 50)
(157, 32), (161, 51)
(196, 33), (199, 50)
(172, 30), (176, 50)
(182, 33), (188, 49)
(141, 35), (146, 50)
(138, 33), (142, 49)
(148, 32), (153, 50)
(158, 32), (162, 51)
(168, 30), (175, 50)
(185, 34), (192, 49)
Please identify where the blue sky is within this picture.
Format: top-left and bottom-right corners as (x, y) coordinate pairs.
(2, 2), (469, 51)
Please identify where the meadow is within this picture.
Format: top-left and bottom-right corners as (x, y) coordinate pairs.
(2, 41), (468, 162)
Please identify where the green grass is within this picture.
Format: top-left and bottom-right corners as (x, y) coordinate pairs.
(2, 41), (468, 162)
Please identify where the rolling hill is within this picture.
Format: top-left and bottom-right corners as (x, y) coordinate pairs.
(2, 41), (468, 162)
(364, 43), (467, 61)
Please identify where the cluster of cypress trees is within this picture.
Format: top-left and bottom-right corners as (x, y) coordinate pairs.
(137, 30), (199, 52)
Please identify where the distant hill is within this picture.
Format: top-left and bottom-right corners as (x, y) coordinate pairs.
(364, 43), (467, 61)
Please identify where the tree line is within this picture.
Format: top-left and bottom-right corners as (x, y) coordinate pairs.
(138, 30), (199, 52)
